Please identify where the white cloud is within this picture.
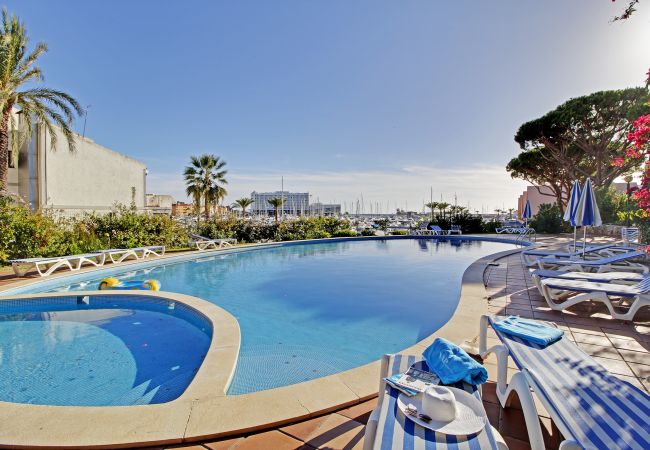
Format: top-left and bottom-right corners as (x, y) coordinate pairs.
(147, 164), (529, 213)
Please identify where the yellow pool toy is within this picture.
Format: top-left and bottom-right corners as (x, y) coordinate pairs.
(98, 277), (160, 291)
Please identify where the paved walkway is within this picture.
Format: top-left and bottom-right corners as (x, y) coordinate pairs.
(2, 237), (649, 449)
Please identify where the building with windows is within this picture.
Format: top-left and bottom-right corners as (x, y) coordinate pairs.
(251, 191), (310, 216)
(6, 113), (147, 216)
(172, 201), (195, 217)
(309, 202), (342, 216)
(250, 190), (342, 217)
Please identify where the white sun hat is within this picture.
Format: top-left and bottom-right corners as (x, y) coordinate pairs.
(397, 386), (487, 435)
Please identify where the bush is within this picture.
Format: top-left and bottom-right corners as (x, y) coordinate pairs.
(0, 198), (189, 263)
(390, 230), (408, 235)
(360, 229), (376, 236)
(529, 203), (571, 234)
(595, 187), (638, 225)
(426, 211), (485, 234)
(332, 229), (357, 237)
(482, 219), (501, 233)
(85, 205), (189, 249)
(197, 216), (352, 243)
(638, 217), (650, 244)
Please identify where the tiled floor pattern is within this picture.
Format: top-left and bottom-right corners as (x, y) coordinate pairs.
(2, 237), (649, 449)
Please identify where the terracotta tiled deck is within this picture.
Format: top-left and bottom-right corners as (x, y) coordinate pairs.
(2, 236), (649, 449)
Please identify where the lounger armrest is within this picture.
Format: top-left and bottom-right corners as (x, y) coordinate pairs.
(363, 409), (380, 450)
(558, 440), (582, 450)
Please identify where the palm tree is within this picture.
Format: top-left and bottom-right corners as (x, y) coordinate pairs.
(438, 202), (450, 219)
(183, 154), (227, 219)
(267, 197), (284, 222)
(234, 197), (254, 217)
(185, 177), (203, 224)
(425, 202), (438, 222)
(0, 10), (84, 191)
(207, 183), (228, 217)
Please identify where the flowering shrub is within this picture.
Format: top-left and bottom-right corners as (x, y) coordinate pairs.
(620, 69), (650, 214)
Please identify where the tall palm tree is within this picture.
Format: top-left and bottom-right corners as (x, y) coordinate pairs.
(267, 197), (284, 223)
(425, 201), (438, 222)
(183, 154), (227, 219)
(0, 9), (83, 191)
(234, 197), (254, 217)
(438, 202), (450, 219)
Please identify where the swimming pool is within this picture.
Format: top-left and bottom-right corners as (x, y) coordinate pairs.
(3, 237), (515, 396)
(0, 295), (212, 406)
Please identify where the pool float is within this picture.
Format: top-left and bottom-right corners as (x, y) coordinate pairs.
(98, 277), (160, 291)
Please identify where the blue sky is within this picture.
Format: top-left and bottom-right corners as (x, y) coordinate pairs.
(5, 1), (650, 212)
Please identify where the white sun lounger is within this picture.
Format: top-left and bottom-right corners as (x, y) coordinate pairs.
(479, 315), (650, 450)
(537, 251), (647, 274)
(93, 246), (165, 263)
(429, 225), (451, 235)
(9, 253), (107, 277)
(410, 225), (433, 236)
(189, 234), (237, 251)
(521, 244), (629, 266)
(449, 224), (463, 235)
(134, 245), (166, 258)
(529, 268), (643, 293)
(537, 276), (650, 321)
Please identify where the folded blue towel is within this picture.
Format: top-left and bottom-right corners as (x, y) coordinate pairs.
(422, 338), (488, 385)
(493, 315), (563, 346)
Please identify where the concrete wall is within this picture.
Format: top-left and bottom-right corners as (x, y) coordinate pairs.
(39, 126), (147, 215)
(517, 185), (556, 218)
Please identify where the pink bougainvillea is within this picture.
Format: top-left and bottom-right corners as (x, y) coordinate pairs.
(621, 69), (650, 213)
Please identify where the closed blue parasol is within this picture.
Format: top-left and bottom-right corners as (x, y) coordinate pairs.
(574, 178), (602, 256)
(522, 199), (532, 227)
(563, 180), (582, 251)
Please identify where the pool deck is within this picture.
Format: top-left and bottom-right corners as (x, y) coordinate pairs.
(1, 235), (649, 449)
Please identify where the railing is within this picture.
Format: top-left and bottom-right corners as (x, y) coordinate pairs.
(515, 227), (536, 245)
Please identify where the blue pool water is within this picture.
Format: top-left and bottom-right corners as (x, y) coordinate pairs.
(0, 296), (211, 406)
(5, 237), (514, 396)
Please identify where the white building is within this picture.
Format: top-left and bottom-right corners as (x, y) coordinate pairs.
(309, 202), (341, 216)
(251, 191), (310, 216)
(146, 194), (174, 215)
(6, 116), (147, 216)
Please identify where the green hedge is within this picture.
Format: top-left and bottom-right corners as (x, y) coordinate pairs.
(197, 216), (354, 242)
(0, 199), (188, 262)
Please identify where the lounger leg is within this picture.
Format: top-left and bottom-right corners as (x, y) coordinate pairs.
(40, 260), (73, 277)
(12, 262), (28, 277)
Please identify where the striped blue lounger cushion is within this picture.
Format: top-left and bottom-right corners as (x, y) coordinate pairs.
(541, 251), (645, 266)
(531, 269), (643, 283)
(542, 276), (650, 297)
(489, 317), (650, 450)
